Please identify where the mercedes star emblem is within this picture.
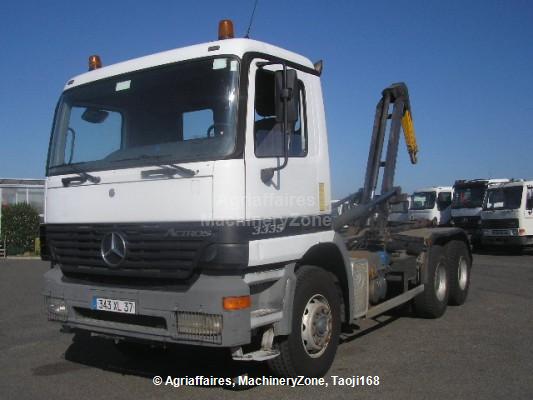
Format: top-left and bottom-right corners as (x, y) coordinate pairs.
(100, 232), (127, 267)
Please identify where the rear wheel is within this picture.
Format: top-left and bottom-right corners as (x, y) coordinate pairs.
(414, 245), (449, 318)
(446, 240), (472, 305)
(267, 265), (341, 377)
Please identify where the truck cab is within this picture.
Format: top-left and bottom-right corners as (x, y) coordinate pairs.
(408, 186), (453, 226)
(481, 180), (533, 249)
(451, 179), (509, 245)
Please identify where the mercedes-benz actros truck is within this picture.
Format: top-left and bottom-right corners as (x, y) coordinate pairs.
(41, 20), (471, 378)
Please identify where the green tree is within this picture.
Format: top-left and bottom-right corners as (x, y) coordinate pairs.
(1, 203), (40, 255)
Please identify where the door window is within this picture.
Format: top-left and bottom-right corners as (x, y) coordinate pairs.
(182, 109), (215, 140)
(526, 187), (533, 212)
(65, 107), (122, 164)
(253, 68), (307, 158)
(437, 192), (452, 211)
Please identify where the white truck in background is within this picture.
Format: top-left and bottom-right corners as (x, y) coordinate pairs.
(41, 20), (472, 378)
(451, 179), (509, 247)
(408, 187), (453, 226)
(481, 180), (533, 250)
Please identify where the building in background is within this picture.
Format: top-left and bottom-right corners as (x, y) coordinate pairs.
(0, 178), (45, 236)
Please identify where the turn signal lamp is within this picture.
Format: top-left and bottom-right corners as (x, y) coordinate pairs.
(88, 55), (102, 71)
(218, 19), (235, 40)
(223, 295), (251, 311)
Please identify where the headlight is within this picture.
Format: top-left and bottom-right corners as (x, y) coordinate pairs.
(176, 311), (223, 344)
(46, 297), (68, 322)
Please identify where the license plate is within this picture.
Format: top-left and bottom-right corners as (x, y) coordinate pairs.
(92, 297), (136, 314)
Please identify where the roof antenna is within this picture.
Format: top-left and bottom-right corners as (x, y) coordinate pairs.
(244, 0), (259, 38)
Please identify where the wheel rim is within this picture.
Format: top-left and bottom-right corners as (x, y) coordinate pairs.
(301, 294), (332, 358)
(458, 256), (468, 290)
(434, 262), (447, 302)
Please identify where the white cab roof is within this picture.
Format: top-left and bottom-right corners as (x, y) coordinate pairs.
(63, 38), (314, 90)
(413, 186), (453, 193)
(455, 178), (509, 185)
(492, 180), (531, 188)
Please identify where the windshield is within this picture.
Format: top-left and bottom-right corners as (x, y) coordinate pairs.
(47, 57), (240, 175)
(410, 192), (436, 210)
(452, 186), (486, 208)
(483, 186), (523, 210)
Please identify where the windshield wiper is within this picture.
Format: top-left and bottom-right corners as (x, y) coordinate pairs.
(61, 167), (101, 187)
(141, 164), (197, 179)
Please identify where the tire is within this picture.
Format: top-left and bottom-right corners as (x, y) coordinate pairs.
(446, 240), (472, 306)
(267, 265), (341, 377)
(414, 245), (449, 318)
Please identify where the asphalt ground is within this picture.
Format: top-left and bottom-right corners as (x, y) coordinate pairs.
(1, 252), (532, 399)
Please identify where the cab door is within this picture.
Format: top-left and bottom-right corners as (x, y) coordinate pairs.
(437, 190), (453, 225)
(244, 59), (319, 221)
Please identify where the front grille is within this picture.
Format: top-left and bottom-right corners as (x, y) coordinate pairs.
(45, 224), (210, 279)
(452, 216), (480, 229)
(481, 218), (519, 229)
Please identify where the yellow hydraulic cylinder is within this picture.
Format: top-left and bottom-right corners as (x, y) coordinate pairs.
(401, 109), (418, 164)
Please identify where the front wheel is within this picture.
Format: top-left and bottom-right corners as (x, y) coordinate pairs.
(267, 266), (341, 377)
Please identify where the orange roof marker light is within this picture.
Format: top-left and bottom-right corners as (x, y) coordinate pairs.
(218, 19), (234, 40)
(223, 295), (251, 311)
(88, 55), (102, 71)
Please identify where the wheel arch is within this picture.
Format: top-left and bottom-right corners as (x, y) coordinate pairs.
(431, 229), (472, 260)
(295, 237), (353, 324)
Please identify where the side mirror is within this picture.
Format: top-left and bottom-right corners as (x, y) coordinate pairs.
(274, 69), (299, 125)
(82, 107), (109, 124)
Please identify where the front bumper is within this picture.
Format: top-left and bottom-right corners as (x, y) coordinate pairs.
(482, 235), (533, 247)
(43, 267), (252, 347)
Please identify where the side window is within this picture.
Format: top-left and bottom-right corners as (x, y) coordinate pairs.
(65, 106), (122, 164)
(526, 188), (533, 211)
(183, 109), (214, 140)
(437, 192), (452, 211)
(253, 68), (307, 158)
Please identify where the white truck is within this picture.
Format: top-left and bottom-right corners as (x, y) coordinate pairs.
(481, 180), (533, 250)
(408, 187), (453, 226)
(41, 20), (471, 378)
(451, 179), (509, 247)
